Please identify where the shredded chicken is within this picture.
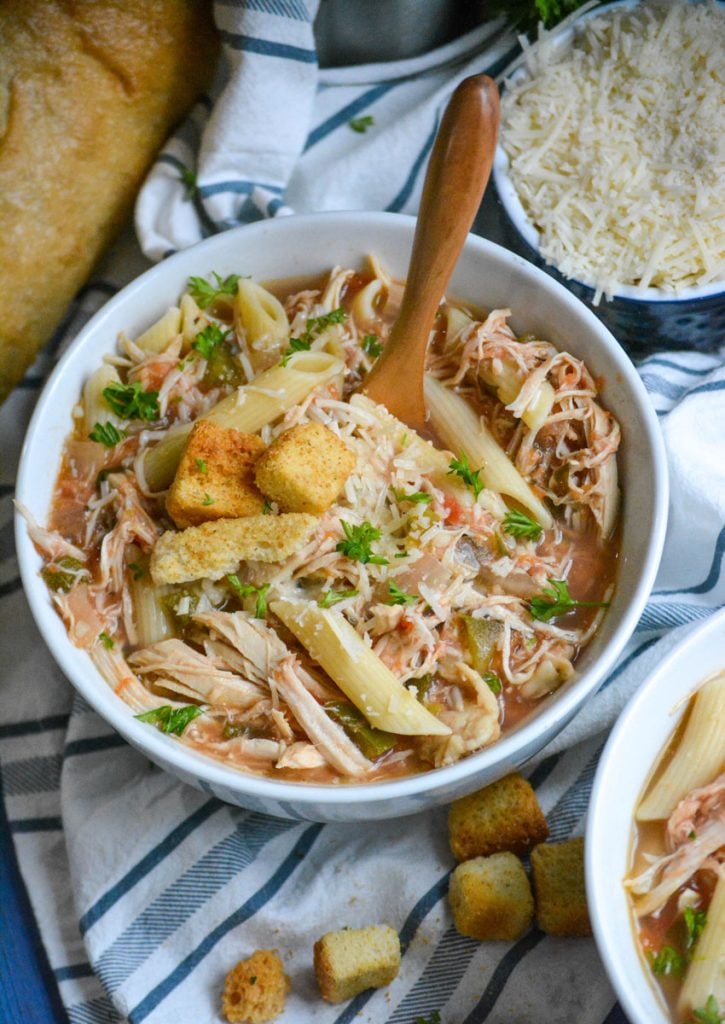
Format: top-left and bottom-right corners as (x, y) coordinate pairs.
(627, 774), (725, 917)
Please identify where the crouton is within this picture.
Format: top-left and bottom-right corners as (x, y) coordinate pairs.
(448, 773), (549, 861)
(313, 925), (400, 1003)
(222, 948), (290, 1024)
(449, 852), (534, 941)
(254, 422), (355, 514)
(166, 421), (266, 528)
(150, 513), (318, 584)
(531, 837), (591, 936)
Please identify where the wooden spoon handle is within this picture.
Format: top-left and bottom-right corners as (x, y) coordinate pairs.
(363, 75), (500, 423)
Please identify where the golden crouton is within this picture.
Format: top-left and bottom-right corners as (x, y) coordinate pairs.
(222, 948), (290, 1024)
(448, 773), (549, 862)
(531, 837), (591, 936)
(449, 852), (534, 941)
(150, 513), (318, 584)
(314, 925), (400, 1003)
(166, 421), (266, 528)
(254, 422), (355, 514)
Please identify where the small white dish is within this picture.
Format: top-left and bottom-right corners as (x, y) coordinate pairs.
(586, 606), (725, 1024)
(16, 211), (668, 821)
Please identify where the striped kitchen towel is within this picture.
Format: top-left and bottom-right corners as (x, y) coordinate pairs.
(2, 1), (725, 1022)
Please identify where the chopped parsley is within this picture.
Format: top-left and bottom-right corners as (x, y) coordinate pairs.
(202, 493), (215, 506)
(280, 336), (312, 366)
(195, 458), (208, 475)
(502, 509), (543, 541)
(387, 581), (416, 606)
(227, 575), (270, 618)
(693, 996), (722, 1024)
(281, 308), (347, 366)
(688, 829), (697, 840)
(448, 452), (484, 499)
(179, 165), (197, 200)
(529, 579), (610, 622)
(128, 562), (145, 581)
(336, 521), (388, 565)
(684, 907), (707, 951)
(192, 323), (229, 360)
(349, 114), (375, 133)
(318, 588), (359, 608)
(188, 272), (241, 310)
(362, 334), (383, 358)
(88, 421), (127, 448)
(262, 498), (273, 515)
(103, 381), (160, 422)
(98, 632), (114, 649)
(650, 944), (686, 977)
(249, 976), (257, 985)
(135, 704), (204, 736)
(392, 488), (431, 505)
(415, 1013), (442, 1024)
(483, 671), (502, 695)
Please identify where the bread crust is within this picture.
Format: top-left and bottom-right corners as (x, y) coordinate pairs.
(0, 0), (217, 401)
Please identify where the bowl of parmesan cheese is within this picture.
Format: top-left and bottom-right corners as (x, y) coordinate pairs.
(493, 0), (725, 354)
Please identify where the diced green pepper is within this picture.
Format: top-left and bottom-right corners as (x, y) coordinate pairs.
(41, 556), (84, 593)
(324, 701), (397, 760)
(462, 616), (502, 675)
(202, 340), (244, 388)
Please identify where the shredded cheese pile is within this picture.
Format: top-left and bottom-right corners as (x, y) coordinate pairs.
(501, 0), (725, 300)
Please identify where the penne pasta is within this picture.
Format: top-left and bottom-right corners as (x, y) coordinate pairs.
(235, 278), (289, 352)
(130, 569), (173, 647)
(351, 278), (384, 330)
(134, 306), (181, 354)
(424, 375), (553, 527)
(142, 351), (344, 491)
(678, 873), (725, 1017)
(83, 364), (125, 436)
(637, 670), (725, 821)
(271, 598), (451, 736)
(180, 293), (209, 351)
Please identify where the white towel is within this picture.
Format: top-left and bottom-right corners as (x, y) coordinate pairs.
(1, 4), (724, 1023)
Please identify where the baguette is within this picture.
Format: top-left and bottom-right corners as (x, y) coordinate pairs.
(0, 0), (217, 401)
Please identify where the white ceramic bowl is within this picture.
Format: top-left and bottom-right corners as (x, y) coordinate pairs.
(586, 607), (725, 1024)
(493, 0), (725, 354)
(16, 211), (668, 822)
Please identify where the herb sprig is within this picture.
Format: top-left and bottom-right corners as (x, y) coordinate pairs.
(318, 588), (359, 608)
(88, 422), (127, 448)
(362, 334), (383, 358)
(192, 323), (229, 360)
(387, 581), (416, 606)
(103, 381), (160, 422)
(227, 575), (271, 618)
(349, 115), (375, 133)
(392, 488), (431, 505)
(502, 509), (543, 541)
(135, 705), (204, 736)
(529, 579), (610, 622)
(281, 308), (347, 366)
(448, 452), (484, 499)
(692, 995), (722, 1024)
(336, 521), (388, 565)
(188, 272), (241, 310)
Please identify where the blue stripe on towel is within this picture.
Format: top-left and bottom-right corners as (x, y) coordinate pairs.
(0, 714), (69, 739)
(686, 378), (725, 399)
(641, 356), (713, 376)
(96, 814), (295, 992)
(79, 799), (223, 935)
(9, 817), (64, 833)
(128, 823), (323, 1022)
(386, 117), (439, 213)
(306, 83), (397, 149)
(1, 754), (63, 797)
(657, 524), (725, 596)
(461, 929), (547, 1024)
(218, 30), (317, 63)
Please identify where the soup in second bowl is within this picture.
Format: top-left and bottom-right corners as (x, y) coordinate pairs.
(625, 669), (725, 1023)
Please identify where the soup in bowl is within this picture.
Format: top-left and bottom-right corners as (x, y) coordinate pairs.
(16, 212), (666, 821)
(587, 609), (725, 1024)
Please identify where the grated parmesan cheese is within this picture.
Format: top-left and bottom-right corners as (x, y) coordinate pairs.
(500, 0), (725, 300)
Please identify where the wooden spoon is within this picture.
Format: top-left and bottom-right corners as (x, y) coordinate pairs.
(360, 74), (500, 434)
